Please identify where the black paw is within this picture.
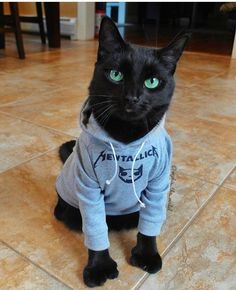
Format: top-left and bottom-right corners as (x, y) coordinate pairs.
(130, 250), (162, 274)
(83, 259), (119, 287)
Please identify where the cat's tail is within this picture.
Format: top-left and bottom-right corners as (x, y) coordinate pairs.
(59, 140), (76, 163)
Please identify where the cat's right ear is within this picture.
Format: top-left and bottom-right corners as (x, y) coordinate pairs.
(159, 31), (191, 74)
(98, 16), (126, 60)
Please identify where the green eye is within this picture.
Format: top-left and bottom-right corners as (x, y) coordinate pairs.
(109, 70), (123, 82)
(144, 78), (159, 89)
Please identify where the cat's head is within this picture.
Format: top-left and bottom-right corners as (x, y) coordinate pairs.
(89, 17), (190, 123)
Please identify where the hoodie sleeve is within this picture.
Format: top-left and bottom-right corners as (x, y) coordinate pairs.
(74, 138), (109, 251)
(138, 133), (172, 236)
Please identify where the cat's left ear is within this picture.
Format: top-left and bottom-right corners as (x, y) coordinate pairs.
(159, 31), (191, 74)
(98, 16), (126, 60)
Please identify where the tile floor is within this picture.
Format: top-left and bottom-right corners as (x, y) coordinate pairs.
(0, 35), (236, 289)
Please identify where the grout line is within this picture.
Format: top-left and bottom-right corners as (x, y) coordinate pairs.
(182, 50), (232, 58)
(0, 146), (60, 175)
(193, 70), (231, 86)
(176, 167), (235, 187)
(0, 78), (87, 109)
(176, 70), (228, 89)
(161, 167), (235, 257)
(131, 273), (149, 290)
(221, 167), (236, 188)
(0, 89), (59, 108)
(0, 240), (74, 290)
(0, 110), (78, 139)
(133, 165), (236, 289)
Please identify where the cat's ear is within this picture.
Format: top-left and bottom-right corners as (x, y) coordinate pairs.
(98, 16), (126, 59)
(159, 31), (191, 74)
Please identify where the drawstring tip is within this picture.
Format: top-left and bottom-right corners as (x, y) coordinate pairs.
(106, 180), (111, 185)
(140, 203), (146, 208)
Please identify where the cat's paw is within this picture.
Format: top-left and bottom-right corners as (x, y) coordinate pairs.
(83, 259), (119, 287)
(130, 250), (162, 274)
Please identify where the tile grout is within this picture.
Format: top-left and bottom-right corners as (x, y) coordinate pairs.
(176, 167), (235, 187)
(161, 166), (236, 257)
(0, 110), (77, 139)
(0, 79), (87, 109)
(0, 87), (62, 108)
(0, 146), (60, 175)
(133, 165), (236, 289)
(0, 239), (74, 290)
(222, 167), (236, 191)
(176, 70), (229, 89)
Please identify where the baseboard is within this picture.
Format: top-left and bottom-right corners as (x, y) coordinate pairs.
(21, 16), (77, 39)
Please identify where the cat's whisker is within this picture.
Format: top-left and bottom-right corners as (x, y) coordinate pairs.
(89, 94), (116, 99)
(99, 107), (115, 127)
(90, 107), (106, 119)
(89, 100), (113, 108)
(103, 109), (116, 127)
(99, 112), (109, 127)
(95, 105), (114, 122)
(90, 103), (115, 116)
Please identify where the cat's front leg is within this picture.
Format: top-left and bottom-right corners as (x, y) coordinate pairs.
(130, 232), (162, 273)
(83, 249), (119, 287)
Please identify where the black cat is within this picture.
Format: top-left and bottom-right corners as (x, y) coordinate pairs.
(54, 17), (190, 288)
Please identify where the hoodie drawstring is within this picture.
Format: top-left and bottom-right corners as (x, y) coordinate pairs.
(105, 142), (118, 185)
(106, 141), (146, 208)
(131, 141), (146, 208)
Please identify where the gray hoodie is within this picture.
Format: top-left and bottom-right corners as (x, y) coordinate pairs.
(56, 105), (172, 251)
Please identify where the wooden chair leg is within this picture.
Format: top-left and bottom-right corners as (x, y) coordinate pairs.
(0, 3), (5, 49)
(44, 3), (60, 48)
(10, 3), (25, 59)
(36, 2), (46, 44)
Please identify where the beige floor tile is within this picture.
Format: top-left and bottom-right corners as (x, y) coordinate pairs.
(224, 167), (236, 191)
(202, 73), (236, 98)
(0, 150), (217, 289)
(0, 39), (96, 107)
(0, 242), (70, 290)
(10, 61), (94, 88)
(0, 61), (94, 107)
(139, 186), (236, 290)
(179, 52), (232, 73)
(25, 40), (98, 67)
(175, 67), (220, 88)
(157, 173), (217, 253)
(166, 113), (236, 184)
(0, 75), (60, 106)
(166, 73), (236, 184)
(171, 76), (236, 128)
(168, 118), (236, 184)
(0, 56), (39, 74)
(0, 86), (87, 137)
(0, 113), (68, 173)
(0, 33), (80, 60)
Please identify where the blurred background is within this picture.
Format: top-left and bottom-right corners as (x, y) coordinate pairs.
(1, 2), (236, 57)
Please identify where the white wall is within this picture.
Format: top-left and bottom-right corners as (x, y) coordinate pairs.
(75, 2), (95, 40)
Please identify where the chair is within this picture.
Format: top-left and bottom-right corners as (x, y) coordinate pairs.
(0, 2), (46, 59)
(19, 3), (46, 45)
(0, 2), (25, 58)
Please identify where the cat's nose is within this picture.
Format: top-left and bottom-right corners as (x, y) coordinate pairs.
(125, 95), (139, 104)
